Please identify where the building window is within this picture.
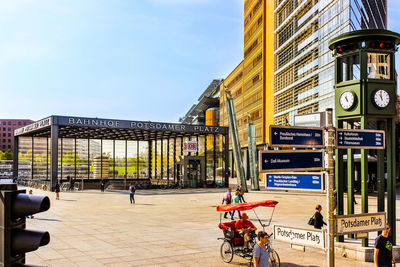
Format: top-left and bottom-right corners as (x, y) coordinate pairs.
(18, 122), (21, 125)
(8, 133), (11, 137)
(8, 139), (11, 143)
(8, 127), (10, 131)
(2, 139), (5, 143)
(7, 145), (10, 149)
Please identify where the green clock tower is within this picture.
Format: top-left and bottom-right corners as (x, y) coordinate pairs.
(329, 29), (400, 246)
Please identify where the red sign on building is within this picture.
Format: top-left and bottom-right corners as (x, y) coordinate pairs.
(183, 141), (198, 153)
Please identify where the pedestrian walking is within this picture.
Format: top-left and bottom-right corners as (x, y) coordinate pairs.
(68, 176), (75, 191)
(253, 231), (270, 267)
(55, 181), (60, 200)
(100, 179), (105, 192)
(239, 183), (246, 203)
(129, 183), (136, 204)
(313, 204), (327, 229)
(374, 223), (396, 267)
(222, 188), (232, 219)
(27, 190), (34, 218)
(231, 191), (241, 220)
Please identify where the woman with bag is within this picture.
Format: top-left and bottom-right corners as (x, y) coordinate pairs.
(313, 204), (327, 229)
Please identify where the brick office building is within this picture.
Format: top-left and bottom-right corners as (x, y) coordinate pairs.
(0, 119), (34, 152)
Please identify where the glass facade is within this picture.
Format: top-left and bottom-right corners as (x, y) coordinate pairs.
(274, 0), (387, 125)
(17, 134), (225, 183)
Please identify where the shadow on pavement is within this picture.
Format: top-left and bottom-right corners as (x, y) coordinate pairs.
(281, 264), (319, 267)
(32, 218), (61, 222)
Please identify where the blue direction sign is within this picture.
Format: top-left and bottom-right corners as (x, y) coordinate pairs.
(266, 173), (323, 190)
(270, 126), (324, 148)
(336, 129), (385, 149)
(259, 151), (324, 172)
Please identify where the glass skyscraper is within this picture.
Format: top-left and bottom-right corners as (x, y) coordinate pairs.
(274, 0), (387, 125)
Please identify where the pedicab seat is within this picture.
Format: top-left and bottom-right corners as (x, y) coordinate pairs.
(218, 221), (244, 246)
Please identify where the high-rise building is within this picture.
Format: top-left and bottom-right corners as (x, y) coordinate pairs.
(0, 119), (34, 152)
(274, 0), (387, 125)
(220, 0), (275, 148)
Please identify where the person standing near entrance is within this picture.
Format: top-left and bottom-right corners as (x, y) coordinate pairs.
(129, 183), (136, 204)
(374, 223), (396, 267)
(100, 179), (105, 192)
(222, 188), (232, 219)
(55, 181), (60, 200)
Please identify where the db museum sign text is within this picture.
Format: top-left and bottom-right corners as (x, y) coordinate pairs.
(183, 141), (198, 153)
(335, 212), (386, 235)
(274, 225), (326, 249)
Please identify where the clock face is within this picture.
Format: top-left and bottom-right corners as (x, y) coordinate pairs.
(373, 89), (390, 108)
(339, 91), (355, 110)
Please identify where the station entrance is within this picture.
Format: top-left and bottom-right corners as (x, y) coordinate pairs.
(12, 116), (229, 190)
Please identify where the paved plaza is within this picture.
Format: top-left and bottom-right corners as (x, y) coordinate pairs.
(24, 183), (398, 267)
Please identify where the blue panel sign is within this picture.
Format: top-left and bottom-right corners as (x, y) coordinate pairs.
(336, 129), (385, 149)
(266, 173), (323, 190)
(259, 151), (324, 172)
(270, 126), (324, 148)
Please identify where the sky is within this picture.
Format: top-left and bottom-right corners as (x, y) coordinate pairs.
(1, 1), (400, 123)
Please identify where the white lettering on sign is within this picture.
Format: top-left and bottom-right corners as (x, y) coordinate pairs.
(336, 212), (386, 235)
(274, 225), (326, 249)
(14, 117), (52, 136)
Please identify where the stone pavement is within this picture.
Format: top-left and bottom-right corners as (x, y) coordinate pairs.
(23, 184), (396, 267)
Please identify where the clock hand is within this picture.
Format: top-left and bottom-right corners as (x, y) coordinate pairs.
(380, 91), (383, 101)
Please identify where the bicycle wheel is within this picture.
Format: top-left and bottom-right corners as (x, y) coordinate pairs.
(220, 241), (234, 263)
(269, 248), (280, 267)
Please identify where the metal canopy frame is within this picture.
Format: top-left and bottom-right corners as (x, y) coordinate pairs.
(12, 115), (230, 191)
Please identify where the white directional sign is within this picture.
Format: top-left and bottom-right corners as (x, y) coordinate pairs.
(335, 212), (386, 235)
(274, 225), (326, 249)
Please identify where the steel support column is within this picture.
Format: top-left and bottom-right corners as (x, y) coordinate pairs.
(50, 124), (59, 191)
(137, 140), (139, 179)
(125, 140), (128, 180)
(213, 134), (216, 183)
(12, 136), (19, 180)
(224, 134), (229, 187)
(148, 140), (152, 179)
(347, 124), (355, 239)
(377, 121), (385, 236)
(335, 119), (344, 242)
(167, 139), (169, 185)
(387, 117), (396, 244)
(74, 138), (77, 180)
(361, 116), (369, 247)
(31, 137), (34, 180)
(173, 138), (176, 182)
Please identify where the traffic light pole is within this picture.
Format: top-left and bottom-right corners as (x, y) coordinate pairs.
(325, 109), (335, 267)
(0, 183), (50, 267)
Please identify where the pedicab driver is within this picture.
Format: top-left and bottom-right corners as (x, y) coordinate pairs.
(235, 213), (257, 249)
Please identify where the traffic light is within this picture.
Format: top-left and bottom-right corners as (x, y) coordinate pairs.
(0, 183), (50, 266)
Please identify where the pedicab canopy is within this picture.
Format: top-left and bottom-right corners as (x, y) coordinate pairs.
(216, 200), (278, 212)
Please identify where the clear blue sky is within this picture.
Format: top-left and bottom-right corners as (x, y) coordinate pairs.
(1, 1), (399, 122)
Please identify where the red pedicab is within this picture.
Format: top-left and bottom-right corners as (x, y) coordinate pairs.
(216, 200), (280, 266)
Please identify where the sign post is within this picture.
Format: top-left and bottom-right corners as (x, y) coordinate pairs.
(336, 129), (385, 149)
(335, 212), (386, 236)
(274, 225), (326, 249)
(265, 172), (324, 191)
(259, 150), (324, 172)
(270, 126), (324, 148)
